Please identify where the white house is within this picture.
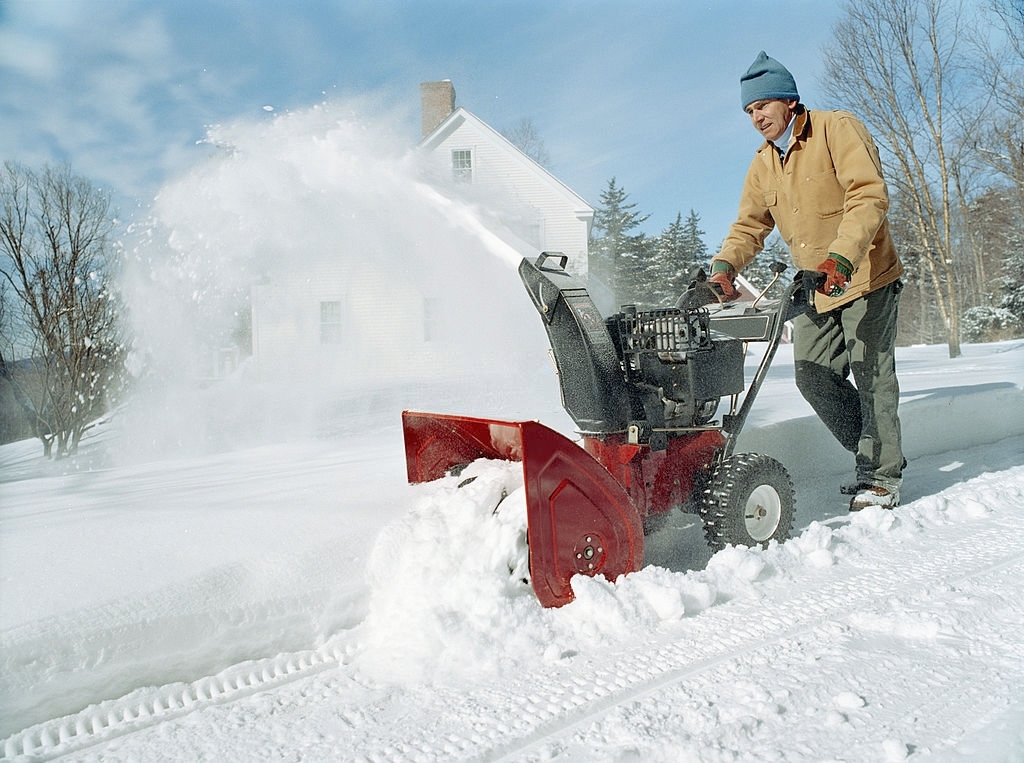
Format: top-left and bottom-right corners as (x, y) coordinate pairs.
(416, 80), (593, 276)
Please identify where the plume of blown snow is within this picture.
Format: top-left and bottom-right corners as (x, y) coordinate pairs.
(115, 97), (561, 463)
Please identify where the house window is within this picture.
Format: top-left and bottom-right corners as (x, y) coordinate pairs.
(320, 300), (343, 344)
(451, 149), (472, 182)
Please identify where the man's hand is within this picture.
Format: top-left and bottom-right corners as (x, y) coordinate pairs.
(816, 253), (854, 298)
(708, 259), (741, 301)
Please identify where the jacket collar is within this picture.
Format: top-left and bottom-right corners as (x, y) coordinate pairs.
(791, 105), (809, 143)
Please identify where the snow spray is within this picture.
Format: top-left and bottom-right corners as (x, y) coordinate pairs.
(116, 98), (564, 461)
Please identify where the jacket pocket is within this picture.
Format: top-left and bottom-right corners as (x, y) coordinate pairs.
(763, 190), (777, 207)
(807, 169), (844, 218)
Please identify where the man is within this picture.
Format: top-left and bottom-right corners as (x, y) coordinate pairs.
(708, 51), (905, 510)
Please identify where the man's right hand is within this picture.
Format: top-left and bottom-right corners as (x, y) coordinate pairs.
(708, 260), (741, 301)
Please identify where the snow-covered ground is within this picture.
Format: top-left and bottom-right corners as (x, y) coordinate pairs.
(3, 103), (1024, 761)
(2, 338), (1023, 762)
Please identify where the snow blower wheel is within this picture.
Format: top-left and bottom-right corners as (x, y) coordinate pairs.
(701, 453), (794, 551)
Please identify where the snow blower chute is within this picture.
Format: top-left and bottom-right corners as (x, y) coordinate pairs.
(402, 252), (823, 607)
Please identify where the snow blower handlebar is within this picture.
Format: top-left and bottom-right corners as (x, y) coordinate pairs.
(713, 267), (823, 458)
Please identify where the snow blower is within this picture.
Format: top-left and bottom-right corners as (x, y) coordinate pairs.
(402, 252), (824, 607)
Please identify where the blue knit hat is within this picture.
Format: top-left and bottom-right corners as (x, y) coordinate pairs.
(740, 51), (799, 110)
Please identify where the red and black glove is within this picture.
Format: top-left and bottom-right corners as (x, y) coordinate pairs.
(708, 259), (741, 301)
(816, 254), (854, 298)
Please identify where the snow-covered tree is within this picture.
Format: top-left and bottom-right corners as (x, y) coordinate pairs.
(640, 210), (708, 308)
(998, 243), (1024, 321)
(589, 178), (650, 308)
(961, 305), (1021, 342)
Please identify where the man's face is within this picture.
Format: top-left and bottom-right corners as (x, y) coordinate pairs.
(744, 99), (798, 141)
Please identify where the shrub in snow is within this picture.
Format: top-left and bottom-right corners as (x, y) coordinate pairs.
(960, 305), (1022, 342)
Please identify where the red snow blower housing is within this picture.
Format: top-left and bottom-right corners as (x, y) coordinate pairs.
(403, 252), (823, 607)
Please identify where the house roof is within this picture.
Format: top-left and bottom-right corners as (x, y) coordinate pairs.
(417, 106), (594, 219)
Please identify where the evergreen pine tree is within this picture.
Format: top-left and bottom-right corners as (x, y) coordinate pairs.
(999, 245), (1024, 318)
(645, 210), (708, 307)
(590, 178), (650, 308)
(680, 209), (709, 281)
(645, 212), (686, 307)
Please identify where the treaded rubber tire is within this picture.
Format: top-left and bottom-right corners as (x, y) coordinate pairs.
(700, 453), (794, 552)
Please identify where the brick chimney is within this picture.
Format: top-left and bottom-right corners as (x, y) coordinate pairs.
(420, 80), (456, 137)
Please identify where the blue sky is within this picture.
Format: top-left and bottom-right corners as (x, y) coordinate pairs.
(0, 0), (846, 245)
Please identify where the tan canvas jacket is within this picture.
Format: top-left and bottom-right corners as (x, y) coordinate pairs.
(714, 108), (903, 311)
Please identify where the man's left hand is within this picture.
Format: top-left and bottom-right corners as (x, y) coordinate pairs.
(816, 254), (854, 298)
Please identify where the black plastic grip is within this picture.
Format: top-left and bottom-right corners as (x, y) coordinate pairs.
(537, 251), (569, 272)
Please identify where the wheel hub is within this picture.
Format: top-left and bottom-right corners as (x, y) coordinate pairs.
(744, 485), (782, 542)
(572, 534), (606, 573)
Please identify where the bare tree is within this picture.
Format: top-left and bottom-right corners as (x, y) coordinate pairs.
(501, 118), (552, 168)
(0, 161), (127, 457)
(975, 0), (1024, 210)
(824, 0), (987, 357)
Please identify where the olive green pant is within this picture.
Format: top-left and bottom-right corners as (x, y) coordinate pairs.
(791, 281), (904, 491)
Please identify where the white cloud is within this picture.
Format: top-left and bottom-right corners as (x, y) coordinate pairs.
(0, 28), (59, 79)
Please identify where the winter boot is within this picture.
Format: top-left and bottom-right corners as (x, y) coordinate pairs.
(843, 459), (906, 496)
(849, 485), (900, 511)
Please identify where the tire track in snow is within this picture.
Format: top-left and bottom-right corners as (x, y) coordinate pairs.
(1, 639), (358, 761)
